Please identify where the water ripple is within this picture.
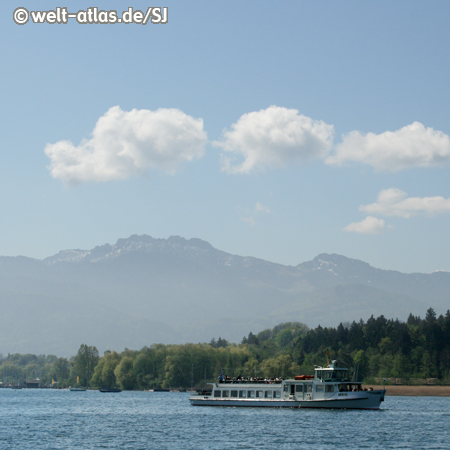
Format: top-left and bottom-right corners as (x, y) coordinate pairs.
(0, 390), (449, 449)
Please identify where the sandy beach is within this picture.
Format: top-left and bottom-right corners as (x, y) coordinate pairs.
(370, 385), (450, 396)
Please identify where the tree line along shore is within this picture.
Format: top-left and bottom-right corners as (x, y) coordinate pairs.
(1, 308), (449, 392)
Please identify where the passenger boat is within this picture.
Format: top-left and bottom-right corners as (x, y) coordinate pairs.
(190, 360), (386, 410)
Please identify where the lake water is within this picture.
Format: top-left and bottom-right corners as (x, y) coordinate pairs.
(0, 389), (449, 449)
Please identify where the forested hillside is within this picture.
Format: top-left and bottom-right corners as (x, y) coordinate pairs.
(1, 308), (449, 389)
(2, 235), (450, 355)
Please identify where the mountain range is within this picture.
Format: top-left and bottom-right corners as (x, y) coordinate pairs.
(1, 234), (448, 356)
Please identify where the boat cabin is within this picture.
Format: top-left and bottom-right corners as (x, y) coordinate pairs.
(314, 361), (349, 382)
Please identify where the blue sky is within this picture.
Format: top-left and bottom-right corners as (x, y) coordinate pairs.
(2, 1), (450, 273)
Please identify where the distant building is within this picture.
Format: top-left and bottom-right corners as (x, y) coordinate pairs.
(25, 379), (40, 388)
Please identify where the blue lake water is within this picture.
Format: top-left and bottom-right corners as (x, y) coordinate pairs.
(0, 389), (449, 449)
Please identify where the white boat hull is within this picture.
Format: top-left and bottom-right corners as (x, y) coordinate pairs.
(297, 391), (385, 410)
(190, 397), (297, 408)
(190, 392), (385, 410)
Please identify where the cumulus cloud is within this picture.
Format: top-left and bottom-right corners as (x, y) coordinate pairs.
(45, 106), (207, 184)
(326, 122), (450, 171)
(361, 188), (450, 218)
(344, 216), (386, 234)
(214, 106), (334, 174)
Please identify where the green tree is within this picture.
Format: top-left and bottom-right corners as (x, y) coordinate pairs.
(115, 356), (136, 390)
(353, 350), (369, 381)
(243, 357), (259, 378)
(91, 351), (121, 388)
(133, 352), (155, 389)
(422, 351), (435, 378)
(392, 352), (411, 378)
(53, 357), (70, 386)
(368, 353), (381, 378)
(163, 345), (194, 388)
(136, 344), (169, 389)
(260, 355), (296, 378)
(378, 337), (393, 355)
(274, 323), (308, 348)
(0, 363), (24, 385)
(74, 344), (100, 386)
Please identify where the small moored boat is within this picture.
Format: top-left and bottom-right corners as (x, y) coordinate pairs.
(99, 388), (122, 393)
(190, 360), (385, 410)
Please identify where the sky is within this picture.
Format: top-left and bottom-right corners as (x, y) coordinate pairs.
(1, 1), (450, 274)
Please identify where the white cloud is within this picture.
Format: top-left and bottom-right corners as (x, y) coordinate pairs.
(45, 106), (207, 184)
(255, 202), (270, 214)
(214, 106), (334, 174)
(361, 188), (450, 218)
(326, 122), (450, 171)
(241, 202), (270, 226)
(344, 216), (386, 234)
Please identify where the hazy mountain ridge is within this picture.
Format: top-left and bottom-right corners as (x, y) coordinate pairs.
(0, 235), (449, 356)
(298, 253), (450, 302)
(43, 235), (284, 274)
(43, 235), (219, 264)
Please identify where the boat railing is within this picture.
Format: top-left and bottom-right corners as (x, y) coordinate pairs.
(218, 378), (283, 384)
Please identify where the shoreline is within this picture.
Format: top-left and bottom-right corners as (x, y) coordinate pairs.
(370, 385), (450, 396)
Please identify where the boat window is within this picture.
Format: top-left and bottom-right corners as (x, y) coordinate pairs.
(264, 391), (272, 398)
(283, 384), (288, 392)
(214, 390), (221, 398)
(321, 370), (335, 380)
(222, 390), (229, 398)
(295, 384), (303, 393)
(256, 390), (263, 398)
(316, 385), (324, 392)
(325, 385), (334, 393)
(231, 390), (238, 398)
(306, 384), (312, 393)
(247, 390), (255, 398)
(273, 391), (281, 398)
(239, 390), (246, 398)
